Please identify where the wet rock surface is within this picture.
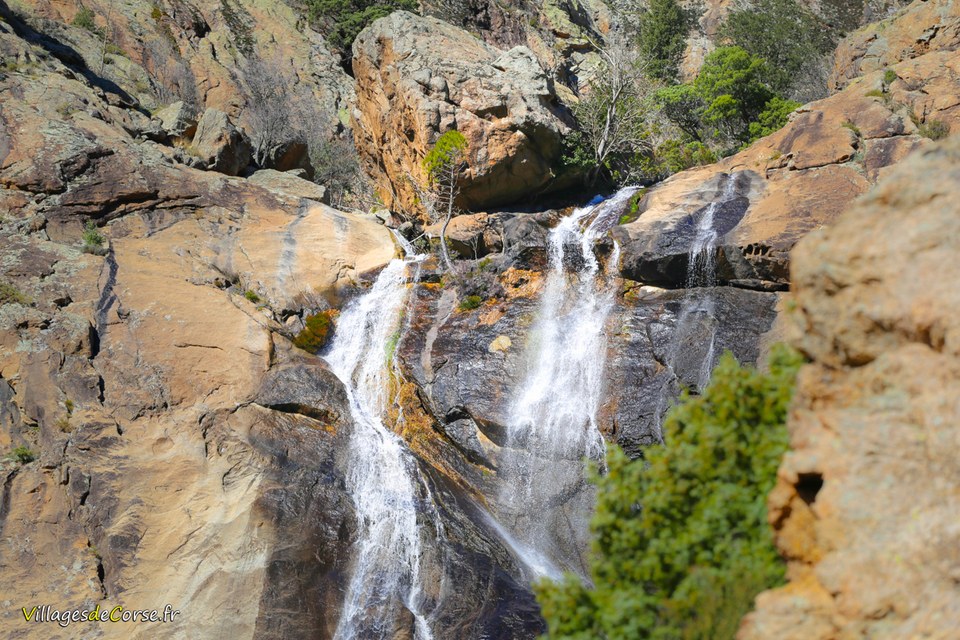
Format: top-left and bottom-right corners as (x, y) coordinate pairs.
(614, 35), (960, 292)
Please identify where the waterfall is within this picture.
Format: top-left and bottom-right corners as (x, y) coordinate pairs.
(654, 173), (739, 436)
(324, 256), (437, 640)
(496, 187), (637, 578)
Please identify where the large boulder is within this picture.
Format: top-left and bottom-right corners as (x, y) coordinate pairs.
(191, 108), (252, 176)
(352, 11), (571, 215)
(739, 137), (960, 640)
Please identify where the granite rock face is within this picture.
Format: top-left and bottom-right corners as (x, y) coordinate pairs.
(739, 136), (960, 640)
(830, 0), (960, 92)
(352, 11), (571, 216)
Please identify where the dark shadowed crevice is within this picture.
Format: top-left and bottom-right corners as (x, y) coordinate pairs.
(797, 472), (824, 506)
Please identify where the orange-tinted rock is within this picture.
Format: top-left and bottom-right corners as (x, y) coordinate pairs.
(614, 49), (960, 290)
(830, 0), (960, 91)
(739, 136), (960, 640)
(352, 11), (570, 216)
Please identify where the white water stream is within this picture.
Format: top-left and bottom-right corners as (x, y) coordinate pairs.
(497, 187), (637, 578)
(325, 256), (437, 640)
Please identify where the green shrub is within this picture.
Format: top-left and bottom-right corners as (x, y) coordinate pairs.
(635, 0), (688, 82)
(919, 119), (950, 141)
(10, 446), (37, 464)
(72, 7), (101, 35)
(82, 221), (106, 255)
(458, 295), (483, 311)
(304, 0), (418, 53)
(243, 289), (261, 303)
(657, 139), (717, 174)
(746, 96), (802, 144)
(840, 120), (861, 137)
(695, 47), (776, 144)
(293, 310), (338, 354)
(883, 69), (898, 86)
(718, 0), (834, 97)
(0, 280), (30, 305)
(535, 344), (804, 640)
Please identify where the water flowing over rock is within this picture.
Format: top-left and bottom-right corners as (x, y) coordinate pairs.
(496, 189), (635, 578)
(614, 41), (960, 292)
(351, 11), (571, 216)
(323, 258), (437, 639)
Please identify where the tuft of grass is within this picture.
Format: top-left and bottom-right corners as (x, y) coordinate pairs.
(243, 289), (261, 303)
(56, 416), (73, 433)
(293, 310), (339, 354)
(883, 69), (897, 86)
(841, 120), (861, 137)
(72, 7), (103, 36)
(918, 119), (950, 141)
(865, 88), (886, 98)
(82, 221), (107, 255)
(458, 295), (483, 311)
(104, 43), (126, 57)
(0, 280), (30, 305)
(9, 446), (36, 464)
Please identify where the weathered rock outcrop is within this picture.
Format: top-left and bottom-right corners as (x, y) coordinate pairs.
(2, 0), (353, 146)
(739, 135), (960, 640)
(190, 108), (252, 176)
(830, 0), (960, 92)
(352, 11), (571, 216)
(0, 12), (548, 636)
(614, 43), (959, 291)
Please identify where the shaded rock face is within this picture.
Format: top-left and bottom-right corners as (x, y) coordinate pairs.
(740, 138), (960, 640)
(191, 108), (253, 176)
(615, 41), (960, 291)
(352, 11), (570, 216)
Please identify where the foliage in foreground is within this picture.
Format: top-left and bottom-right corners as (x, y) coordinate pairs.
(535, 345), (804, 640)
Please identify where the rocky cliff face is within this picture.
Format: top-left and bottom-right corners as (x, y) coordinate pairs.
(0, 7), (541, 637)
(830, 0), (960, 91)
(352, 11), (572, 216)
(1, 0), (958, 637)
(614, 29), (958, 293)
(739, 134), (960, 640)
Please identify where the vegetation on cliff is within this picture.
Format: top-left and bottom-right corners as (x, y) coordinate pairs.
(302, 0), (417, 53)
(569, 0), (835, 186)
(535, 345), (804, 639)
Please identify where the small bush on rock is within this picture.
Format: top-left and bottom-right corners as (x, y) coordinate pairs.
(919, 119), (950, 141)
(9, 446), (36, 464)
(458, 295), (483, 311)
(72, 7), (102, 35)
(0, 280), (30, 305)
(293, 310), (339, 354)
(82, 221), (107, 255)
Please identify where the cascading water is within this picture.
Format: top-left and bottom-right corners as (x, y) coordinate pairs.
(496, 187), (637, 578)
(324, 254), (438, 640)
(655, 173), (740, 435)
